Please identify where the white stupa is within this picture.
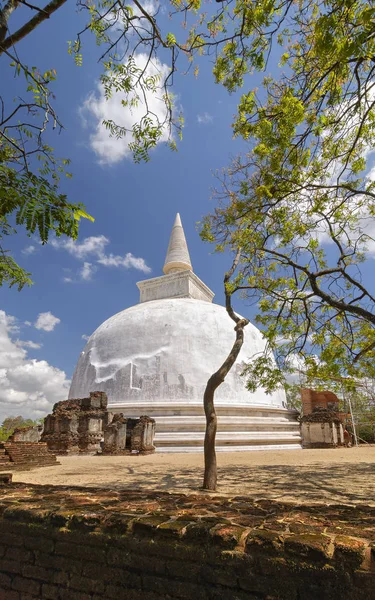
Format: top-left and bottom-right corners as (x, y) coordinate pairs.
(69, 214), (301, 451)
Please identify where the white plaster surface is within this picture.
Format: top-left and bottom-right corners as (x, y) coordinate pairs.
(137, 270), (214, 303)
(69, 298), (286, 409)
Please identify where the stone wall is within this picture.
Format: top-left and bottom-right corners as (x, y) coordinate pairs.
(41, 392), (109, 455)
(8, 426), (43, 443)
(0, 483), (374, 600)
(0, 443), (59, 470)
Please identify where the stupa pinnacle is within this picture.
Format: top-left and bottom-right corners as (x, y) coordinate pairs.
(163, 213), (193, 275)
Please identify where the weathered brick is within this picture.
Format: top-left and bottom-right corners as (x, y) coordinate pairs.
(0, 558), (22, 575)
(54, 541), (87, 558)
(142, 574), (207, 600)
(0, 590), (19, 600)
(22, 564), (53, 582)
(284, 533), (334, 562)
(69, 574), (105, 594)
(333, 535), (367, 569)
(24, 535), (54, 554)
(0, 532), (23, 547)
(35, 551), (82, 575)
(5, 546), (33, 563)
(0, 571), (12, 588)
(12, 575), (41, 596)
(0, 545), (5, 558)
(58, 588), (91, 600)
(41, 583), (61, 600)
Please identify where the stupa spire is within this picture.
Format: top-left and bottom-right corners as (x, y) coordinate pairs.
(163, 213), (193, 275)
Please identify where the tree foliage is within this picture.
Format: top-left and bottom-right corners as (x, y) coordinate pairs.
(2, 0), (375, 397)
(0, 415), (42, 441)
(201, 0), (375, 388)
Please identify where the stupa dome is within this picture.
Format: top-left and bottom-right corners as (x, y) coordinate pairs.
(69, 214), (301, 451)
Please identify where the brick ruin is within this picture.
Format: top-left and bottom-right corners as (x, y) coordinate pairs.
(102, 414), (156, 455)
(0, 482), (374, 600)
(8, 424), (43, 443)
(41, 391), (109, 455)
(0, 442), (59, 471)
(300, 388), (345, 448)
(41, 391), (155, 456)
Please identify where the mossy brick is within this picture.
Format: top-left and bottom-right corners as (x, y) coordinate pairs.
(12, 575), (41, 596)
(3, 507), (49, 524)
(284, 533), (334, 562)
(209, 524), (248, 549)
(5, 546), (33, 563)
(132, 515), (168, 535)
(245, 529), (284, 555)
(0, 559), (22, 575)
(0, 572), (11, 589)
(184, 520), (214, 543)
(41, 583), (61, 600)
(23, 535), (54, 554)
(157, 519), (191, 538)
(333, 536), (367, 569)
(69, 574), (106, 594)
(101, 514), (135, 535)
(68, 513), (102, 532)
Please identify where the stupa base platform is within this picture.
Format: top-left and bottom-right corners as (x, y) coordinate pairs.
(109, 402), (301, 452)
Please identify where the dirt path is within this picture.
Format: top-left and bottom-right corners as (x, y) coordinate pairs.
(13, 446), (375, 505)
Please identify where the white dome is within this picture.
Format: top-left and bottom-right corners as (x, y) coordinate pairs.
(69, 298), (285, 408)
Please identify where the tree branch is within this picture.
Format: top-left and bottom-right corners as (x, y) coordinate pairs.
(0, 0), (67, 53)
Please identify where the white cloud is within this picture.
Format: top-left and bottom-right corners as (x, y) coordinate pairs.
(51, 235), (151, 275)
(17, 340), (42, 350)
(50, 235), (109, 260)
(34, 312), (61, 332)
(22, 245), (36, 256)
(0, 311), (69, 420)
(98, 252), (151, 273)
(81, 52), (171, 165)
(80, 262), (96, 281)
(81, 334), (90, 341)
(197, 112), (213, 124)
(63, 277), (74, 284)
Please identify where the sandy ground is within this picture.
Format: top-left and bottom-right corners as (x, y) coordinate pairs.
(12, 446), (375, 505)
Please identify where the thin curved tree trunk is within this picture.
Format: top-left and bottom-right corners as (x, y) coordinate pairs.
(203, 249), (248, 491)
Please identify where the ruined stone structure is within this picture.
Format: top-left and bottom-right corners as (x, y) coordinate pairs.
(8, 424), (43, 443)
(301, 388), (340, 415)
(300, 389), (345, 448)
(0, 442), (59, 470)
(102, 414), (156, 455)
(41, 391), (109, 455)
(69, 213), (301, 451)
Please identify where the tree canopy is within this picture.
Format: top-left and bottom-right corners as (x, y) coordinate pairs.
(1, 0), (375, 391)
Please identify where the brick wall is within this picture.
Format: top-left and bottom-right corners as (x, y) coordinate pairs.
(0, 485), (374, 600)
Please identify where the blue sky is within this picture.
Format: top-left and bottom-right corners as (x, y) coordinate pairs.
(0, 0), (258, 420)
(1, 1), (374, 421)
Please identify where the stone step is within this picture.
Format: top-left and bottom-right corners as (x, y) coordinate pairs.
(155, 431), (302, 447)
(154, 416), (301, 433)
